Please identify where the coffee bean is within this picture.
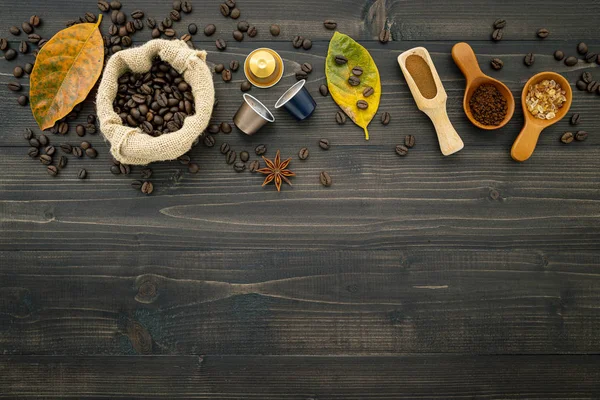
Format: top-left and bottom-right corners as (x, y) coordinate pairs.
(270, 24), (280, 36)
(230, 8), (240, 19)
(247, 26), (257, 37)
(57, 155), (67, 169)
(298, 147), (309, 160)
(233, 161), (246, 172)
(77, 168), (87, 179)
(47, 165), (58, 177)
(490, 58), (503, 70)
(85, 13), (97, 23)
(560, 131), (574, 144)
(141, 181), (154, 195)
(255, 144), (266, 155)
(576, 80), (587, 91)
(570, 113), (581, 125)
(226, 150), (236, 164)
(38, 134), (49, 146)
(138, 168), (152, 179)
(110, 165), (121, 175)
(319, 138), (330, 150)
(335, 55), (348, 65)
(335, 111), (346, 125)
(29, 137), (40, 148)
(165, 28), (176, 37)
(554, 50), (565, 61)
(524, 53), (535, 66)
(203, 134), (215, 147)
(9, 26), (20, 36)
(537, 28), (549, 38)
(319, 84), (329, 96)
(232, 30), (244, 42)
(146, 17), (157, 29)
(182, 1), (192, 13)
(21, 22), (33, 35)
(5, 49), (17, 60)
(351, 66), (363, 76)
(493, 19), (506, 29)
(301, 63), (313, 74)
(213, 64), (225, 74)
(45, 145), (56, 156)
(220, 122), (232, 133)
(295, 70), (308, 80)
(72, 147), (83, 158)
(348, 75), (360, 86)
(577, 42), (588, 55)
(218, 3), (229, 16)
(116, 11), (126, 24)
(110, 1), (121, 10)
(357, 100), (368, 110)
(319, 171), (332, 187)
(225, 0), (235, 7)
(381, 111), (391, 125)
(98, 0), (110, 11)
(587, 81), (599, 93)
(8, 82), (22, 91)
(220, 142), (230, 154)
(0, 38), (7, 51)
(74, 124), (86, 137)
(379, 29), (390, 43)
(178, 155), (191, 165)
(119, 163), (131, 174)
(241, 80), (252, 92)
(229, 60), (239, 71)
(17, 95), (28, 106)
(233, 151), (247, 163)
(28, 147), (39, 158)
(204, 24), (216, 36)
(85, 148), (98, 158)
(222, 69), (232, 82)
(404, 135), (416, 148)
(60, 143), (73, 154)
(585, 52), (597, 63)
(128, 180), (142, 189)
(395, 144), (409, 156)
(302, 39), (312, 50)
(292, 36), (304, 49)
(237, 21), (249, 33)
(216, 38), (227, 50)
(80, 141), (91, 150)
(491, 29), (503, 41)
(40, 154), (52, 165)
(18, 41), (28, 54)
(575, 131), (588, 141)
(249, 160), (260, 172)
(324, 20), (337, 30)
(23, 128), (34, 141)
(184, 23), (197, 36)
(582, 72), (593, 84)
(24, 63), (33, 74)
(207, 124), (220, 134)
(363, 86), (374, 97)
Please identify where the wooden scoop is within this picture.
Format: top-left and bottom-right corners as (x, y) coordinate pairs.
(511, 72), (572, 162)
(451, 42), (515, 130)
(398, 47), (464, 156)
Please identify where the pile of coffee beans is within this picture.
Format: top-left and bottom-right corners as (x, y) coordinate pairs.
(554, 42), (600, 67)
(292, 35), (312, 50)
(113, 57), (195, 136)
(215, 0), (257, 51)
(576, 70), (600, 95)
(295, 62), (313, 81)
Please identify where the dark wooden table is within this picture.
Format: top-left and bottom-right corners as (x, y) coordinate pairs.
(1, 0), (599, 398)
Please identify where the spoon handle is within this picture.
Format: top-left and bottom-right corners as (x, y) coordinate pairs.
(452, 42), (485, 85)
(425, 105), (464, 156)
(511, 121), (544, 162)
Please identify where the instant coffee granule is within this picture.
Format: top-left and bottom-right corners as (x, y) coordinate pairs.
(469, 84), (507, 126)
(405, 55), (437, 99)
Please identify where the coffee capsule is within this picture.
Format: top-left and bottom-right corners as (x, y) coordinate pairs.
(233, 93), (275, 135)
(274, 79), (316, 121)
(244, 48), (284, 88)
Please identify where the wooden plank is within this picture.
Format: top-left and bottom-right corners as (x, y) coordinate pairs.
(1, 249), (599, 355)
(2, 355), (600, 398)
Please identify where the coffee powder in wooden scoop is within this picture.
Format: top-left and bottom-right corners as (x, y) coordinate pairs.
(405, 55), (437, 99)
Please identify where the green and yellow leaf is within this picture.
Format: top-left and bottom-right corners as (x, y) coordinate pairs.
(326, 31), (381, 140)
(30, 15), (104, 130)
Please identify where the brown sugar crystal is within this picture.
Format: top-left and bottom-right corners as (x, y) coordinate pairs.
(405, 55), (438, 99)
(469, 83), (507, 126)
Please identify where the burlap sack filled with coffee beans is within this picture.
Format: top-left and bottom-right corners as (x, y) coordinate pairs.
(96, 39), (214, 165)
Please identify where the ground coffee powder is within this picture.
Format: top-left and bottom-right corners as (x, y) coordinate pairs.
(405, 55), (437, 99)
(469, 84), (507, 126)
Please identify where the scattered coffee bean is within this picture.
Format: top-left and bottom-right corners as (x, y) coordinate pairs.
(128, 180), (142, 189)
(537, 28), (549, 38)
(302, 39), (312, 50)
(140, 168), (152, 179)
(587, 81), (599, 93)
(230, 8), (240, 19)
(404, 135), (416, 148)
(233, 161), (246, 172)
(255, 144), (266, 155)
(77, 168), (87, 179)
(47, 165), (58, 177)
(319, 138), (330, 150)
(23, 128), (33, 140)
(131, 9), (144, 19)
(292, 36), (304, 48)
(207, 124), (220, 134)
(222, 69), (232, 82)
(18, 95), (29, 106)
(381, 112), (391, 125)
(0, 38), (7, 51)
(570, 113), (581, 125)
(38, 135), (49, 146)
(576, 80), (587, 91)
(335, 111), (346, 125)
(214, 63), (225, 73)
(164, 28), (176, 37)
(184, 162), (198, 174)
(76, 124), (86, 137)
(363, 86), (374, 97)
(204, 24), (216, 36)
(24, 63), (33, 74)
(220, 142), (230, 154)
(319, 171), (332, 187)
(270, 24), (280, 36)
(45, 145), (56, 156)
(491, 29), (503, 41)
(239, 151), (249, 162)
(57, 156), (68, 169)
(319, 84), (329, 96)
(553, 50), (565, 61)
(230, 60), (239, 71)
(295, 70), (308, 80)
(348, 75), (360, 86)
(357, 100), (368, 110)
(241, 80), (252, 92)
(490, 58), (503, 70)
(301, 62), (313, 74)
(7, 82), (22, 91)
(379, 29), (390, 43)
(247, 26), (257, 37)
(524, 53), (535, 66)
(110, 165), (121, 175)
(186, 23), (197, 35)
(575, 131), (588, 141)
(577, 42), (588, 55)
(60, 143), (73, 154)
(249, 160), (260, 172)
(110, 1), (122, 10)
(5, 49), (17, 60)
(98, 0), (110, 11)
(80, 141), (91, 150)
(119, 164), (131, 174)
(178, 154), (191, 165)
(560, 132), (574, 144)
(72, 147), (83, 158)
(352, 66), (363, 76)
(141, 181), (154, 195)
(29, 137), (40, 147)
(335, 55), (348, 65)
(216, 38), (227, 50)
(237, 21), (249, 32)
(493, 19), (506, 29)
(324, 20), (337, 30)
(28, 147), (39, 158)
(585, 52), (597, 63)
(225, 0), (235, 8)
(582, 72), (593, 84)
(9, 26), (20, 36)
(182, 1), (192, 13)
(40, 154), (52, 165)
(219, 3), (230, 16)
(298, 147), (309, 160)
(85, 148), (98, 158)
(233, 30), (243, 41)
(203, 134), (216, 147)
(395, 144), (409, 156)
(151, 28), (160, 38)
(18, 41), (28, 54)
(226, 150), (236, 164)
(220, 122), (232, 133)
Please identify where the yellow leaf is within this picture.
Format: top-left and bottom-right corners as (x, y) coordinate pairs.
(30, 15), (104, 130)
(326, 32), (381, 140)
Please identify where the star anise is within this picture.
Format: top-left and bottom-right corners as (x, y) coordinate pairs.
(257, 150), (295, 191)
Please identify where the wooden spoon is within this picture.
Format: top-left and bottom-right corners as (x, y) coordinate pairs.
(398, 47), (464, 156)
(451, 42), (515, 130)
(511, 72), (572, 162)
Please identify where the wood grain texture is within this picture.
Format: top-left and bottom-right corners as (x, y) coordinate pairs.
(0, 0), (599, 398)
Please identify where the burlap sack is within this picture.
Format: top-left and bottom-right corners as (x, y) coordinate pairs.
(96, 39), (214, 165)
